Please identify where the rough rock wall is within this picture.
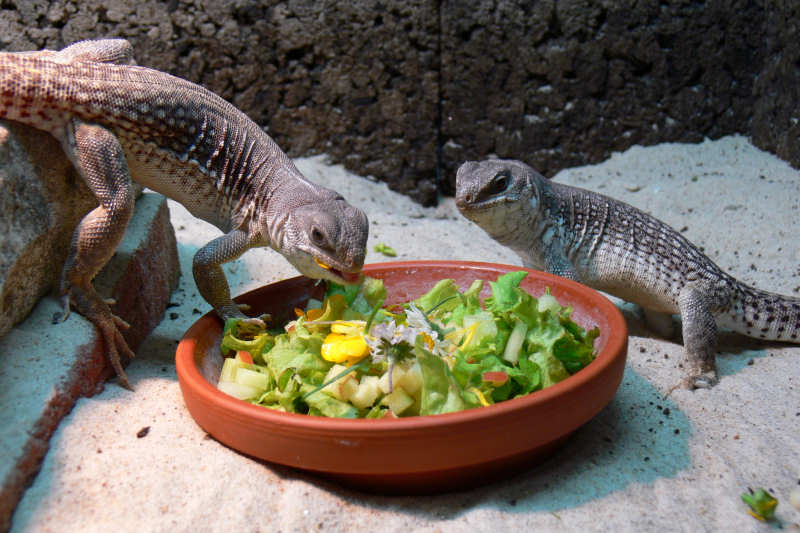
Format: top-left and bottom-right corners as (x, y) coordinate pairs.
(439, 0), (767, 192)
(0, 0), (442, 203)
(751, 0), (800, 170)
(0, 1), (796, 204)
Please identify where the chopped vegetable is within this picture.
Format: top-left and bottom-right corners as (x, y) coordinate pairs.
(373, 242), (397, 257)
(236, 351), (254, 365)
(216, 272), (599, 418)
(482, 371), (509, 386)
(741, 488), (778, 521)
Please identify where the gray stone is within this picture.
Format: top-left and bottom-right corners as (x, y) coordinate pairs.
(0, 122), (96, 338)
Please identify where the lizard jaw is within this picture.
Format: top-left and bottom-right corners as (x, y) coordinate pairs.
(314, 257), (361, 284)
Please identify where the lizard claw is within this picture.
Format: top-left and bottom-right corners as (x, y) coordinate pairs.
(60, 282), (136, 389)
(111, 314), (131, 330)
(236, 316), (268, 336)
(52, 293), (72, 324)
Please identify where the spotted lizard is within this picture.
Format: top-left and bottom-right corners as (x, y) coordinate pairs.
(0, 39), (369, 389)
(455, 159), (800, 389)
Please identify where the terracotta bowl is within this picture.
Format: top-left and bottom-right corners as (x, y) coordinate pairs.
(176, 261), (627, 494)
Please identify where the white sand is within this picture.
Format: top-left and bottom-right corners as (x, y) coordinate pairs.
(10, 135), (800, 532)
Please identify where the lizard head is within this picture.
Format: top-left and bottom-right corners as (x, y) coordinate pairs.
(455, 159), (539, 227)
(278, 191), (369, 285)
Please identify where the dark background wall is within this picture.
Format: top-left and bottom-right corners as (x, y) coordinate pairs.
(0, 0), (797, 205)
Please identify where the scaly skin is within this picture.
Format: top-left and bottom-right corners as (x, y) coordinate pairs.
(455, 159), (800, 389)
(0, 39), (369, 389)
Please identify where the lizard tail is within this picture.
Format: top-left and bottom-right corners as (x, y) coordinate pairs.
(722, 284), (800, 343)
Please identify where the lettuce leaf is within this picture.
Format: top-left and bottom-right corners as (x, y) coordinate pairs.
(449, 279), (484, 326)
(303, 384), (360, 418)
(414, 278), (461, 318)
(485, 270), (528, 314)
(416, 340), (477, 415)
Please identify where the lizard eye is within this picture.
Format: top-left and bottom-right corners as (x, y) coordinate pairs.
(486, 170), (511, 196)
(310, 227), (327, 247)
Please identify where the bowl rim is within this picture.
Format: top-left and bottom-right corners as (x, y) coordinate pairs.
(176, 260), (627, 435)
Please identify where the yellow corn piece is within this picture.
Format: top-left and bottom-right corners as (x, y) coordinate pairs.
(306, 307), (324, 321)
(468, 386), (491, 407)
(321, 332), (370, 365)
(330, 321), (366, 336)
(315, 258), (331, 270)
(295, 306), (324, 321)
(460, 323), (478, 348)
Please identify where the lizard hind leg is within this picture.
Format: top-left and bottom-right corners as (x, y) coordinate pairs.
(57, 121), (137, 389)
(677, 286), (719, 389)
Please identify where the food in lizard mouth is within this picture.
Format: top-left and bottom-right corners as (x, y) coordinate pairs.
(216, 272), (600, 418)
(315, 258), (360, 283)
(336, 270), (361, 283)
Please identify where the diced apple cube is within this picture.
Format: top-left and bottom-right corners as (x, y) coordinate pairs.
(381, 387), (415, 415)
(396, 362), (422, 395)
(323, 364), (349, 384)
(337, 376), (359, 401)
(322, 365), (359, 401)
(378, 365), (406, 394)
(349, 375), (381, 409)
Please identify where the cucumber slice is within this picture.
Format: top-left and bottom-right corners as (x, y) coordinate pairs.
(235, 367), (268, 390)
(503, 319), (528, 364)
(217, 380), (261, 400)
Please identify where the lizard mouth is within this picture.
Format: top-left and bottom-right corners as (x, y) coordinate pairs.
(315, 258), (361, 284)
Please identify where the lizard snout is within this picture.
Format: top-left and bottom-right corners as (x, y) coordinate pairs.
(455, 191), (475, 208)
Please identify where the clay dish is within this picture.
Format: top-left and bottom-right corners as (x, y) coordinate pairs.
(176, 261), (627, 494)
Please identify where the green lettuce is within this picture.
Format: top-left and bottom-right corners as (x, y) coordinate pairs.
(416, 340), (476, 415)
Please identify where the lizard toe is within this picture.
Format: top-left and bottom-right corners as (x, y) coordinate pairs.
(65, 282), (137, 388)
(102, 325), (136, 390)
(52, 293), (72, 324)
(681, 370), (718, 390)
(237, 316), (268, 335)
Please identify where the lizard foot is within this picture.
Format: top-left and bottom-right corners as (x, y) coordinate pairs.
(680, 369), (718, 390)
(235, 315), (270, 336)
(60, 283), (136, 390)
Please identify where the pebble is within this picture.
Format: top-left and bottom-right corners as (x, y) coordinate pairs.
(790, 487), (800, 510)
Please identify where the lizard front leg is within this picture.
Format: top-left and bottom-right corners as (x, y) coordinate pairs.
(56, 121), (136, 389)
(192, 229), (261, 325)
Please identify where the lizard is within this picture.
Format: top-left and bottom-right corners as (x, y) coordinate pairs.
(454, 158), (800, 389)
(0, 39), (369, 390)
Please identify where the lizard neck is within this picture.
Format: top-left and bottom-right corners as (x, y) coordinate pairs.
(247, 160), (321, 249)
(505, 177), (562, 268)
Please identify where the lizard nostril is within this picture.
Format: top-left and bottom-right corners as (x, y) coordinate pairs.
(465, 193), (474, 204)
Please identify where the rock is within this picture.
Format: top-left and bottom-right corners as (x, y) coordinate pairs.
(0, 122), (148, 339)
(0, 122), (96, 338)
(0, 192), (179, 532)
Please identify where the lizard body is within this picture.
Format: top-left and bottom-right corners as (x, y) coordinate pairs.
(455, 159), (800, 388)
(0, 39), (369, 389)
